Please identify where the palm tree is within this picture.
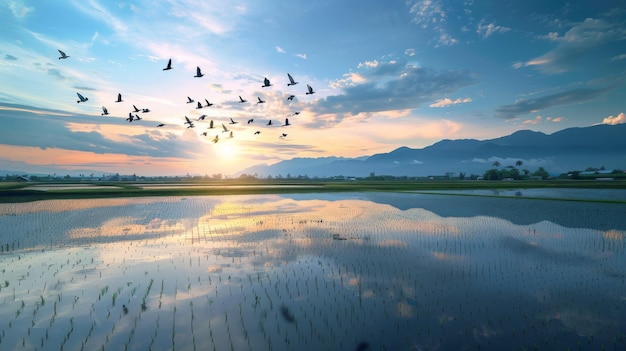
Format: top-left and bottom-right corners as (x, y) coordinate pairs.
(492, 161), (501, 167)
(515, 160), (523, 168)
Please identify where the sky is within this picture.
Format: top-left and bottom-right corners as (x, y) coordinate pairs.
(1, 0), (625, 177)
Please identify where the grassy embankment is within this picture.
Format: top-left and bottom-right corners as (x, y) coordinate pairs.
(2, 178), (626, 203)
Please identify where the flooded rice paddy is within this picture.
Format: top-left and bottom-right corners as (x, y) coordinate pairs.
(0, 192), (625, 351)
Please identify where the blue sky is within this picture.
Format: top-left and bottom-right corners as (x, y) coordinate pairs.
(1, 0), (625, 176)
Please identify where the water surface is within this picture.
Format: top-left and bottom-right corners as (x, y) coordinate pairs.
(0, 193), (624, 350)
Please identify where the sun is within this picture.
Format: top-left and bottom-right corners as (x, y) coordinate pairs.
(215, 140), (239, 159)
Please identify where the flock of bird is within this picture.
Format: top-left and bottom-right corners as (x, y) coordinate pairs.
(60, 49), (317, 143)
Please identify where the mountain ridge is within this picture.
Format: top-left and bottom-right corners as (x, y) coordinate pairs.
(236, 124), (626, 178)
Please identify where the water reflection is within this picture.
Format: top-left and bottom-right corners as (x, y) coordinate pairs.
(0, 193), (624, 351)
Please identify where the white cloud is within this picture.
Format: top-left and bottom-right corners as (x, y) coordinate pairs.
(476, 19), (510, 38)
(601, 112), (626, 125)
(8, 0), (33, 18)
(295, 53), (307, 60)
(275, 46), (286, 54)
(404, 48), (416, 57)
(429, 97), (471, 108)
(611, 54), (626, 61)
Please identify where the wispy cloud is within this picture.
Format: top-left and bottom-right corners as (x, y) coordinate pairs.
(275, 46), (286, 54)
(407, 0), (458, 47)
(476, 19), (510, 38)
(7, 0), (33, 18)
(4, 54), (18, 61)
(295, 53), (307, 60)
(495, 86), (610, 119)
(517, 17), (626, 73)
(522, 115), (565, 125)
(429, 97), (472, 108)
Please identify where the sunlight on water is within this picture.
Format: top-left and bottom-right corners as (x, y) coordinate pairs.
(0, 193), (625, 350)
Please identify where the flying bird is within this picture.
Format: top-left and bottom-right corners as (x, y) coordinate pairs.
(201, 131), (208, 136)
(306, 84), (315, 95)
(238, 96), (247, 103)
(184, 116), (195, 128)
(186, 96), (194, 103)
(280, 133), (288, 139)
(132, 105), (140, 113)
(101, 106), (109, 116)
(196, 101), (203, 109)
(247, 118), (254, 124)
(197, 114), (207, 121)
(212, 135), (219, 143)
(134, 114), (142, 121)
(126, 113), (135, 122)
(229, 131), (234, 138)
(283, 118), (291, 126)
(287, 95), (295, 101)
(257, 97), (265, 104)
(229, 117), (238, 125)
(204, 99), (213, 107)
(163, 58), (172, 71)
(287, 73), (298, 86)
(194, 66), (204, 78)
(142, 108), (150, 113)
(221, 123), (229, 132)
(58, 50), (69, 60)
(262, 77), (272, 88)
(266, 120), (273, 126)
(115, 93), (123, 102)
(209, 120), (214, 128)
(76, 92), (88, 103)
(291, 111), (300, 116)
(254, 130), (260, 135)
(157, 123), (165, 127)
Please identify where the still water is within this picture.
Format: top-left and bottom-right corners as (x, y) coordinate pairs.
(0, 192), (624, 350)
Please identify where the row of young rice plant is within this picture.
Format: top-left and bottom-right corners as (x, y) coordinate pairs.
(0, 193), (625, 350)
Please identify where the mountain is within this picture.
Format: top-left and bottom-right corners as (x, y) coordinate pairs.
(236, 124), (626, 178)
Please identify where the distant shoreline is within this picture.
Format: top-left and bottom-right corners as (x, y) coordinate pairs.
(2, 179), (626, 203)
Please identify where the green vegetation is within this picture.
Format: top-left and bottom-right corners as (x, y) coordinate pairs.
(1, 177), (626, 203)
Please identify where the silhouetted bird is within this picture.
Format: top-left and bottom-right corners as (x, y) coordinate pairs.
(115, 93), (123, 102)
(254, 130), (260, 135)
(142, 108), (150, 113)
(229, 131), (234, 138)
(212, 135), (219, 143)
(221, 123), (229, 132)
(197, 115), (207, 121)
(257, 97), (265, 104)
(306, 84), (315, 95)
(283, 118), (290, 126)
(163, 58), (172, 70)
(266, 120), (273, 126)
(132, 105), (140, 113)
(287, 73), (298, 86)
(123, 304), (129, 314)
(194, 66), (204, 78)
(204, 99), (213, 107)
(291, 111), (300, 116)
(201, 131), (207, 136)
(247, 119), (254, 124)
(58, 50), (69, 60)
(238, 96), (247, 103)
(287, 95), (295, 101)
(184, 116), (194, 128)
(101, 106), (109, 116)
(126, 113), (134, 122)
(280, 133), (287, 139)
(186, 96), (194, 103)
(76, 92), (88, 103)
(229, 117), (238, 125)
(262, 77), (272, 87)
(196, 101), (203, 109)
(157, 123), (165, 127)
(209, 120), (214, 128)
